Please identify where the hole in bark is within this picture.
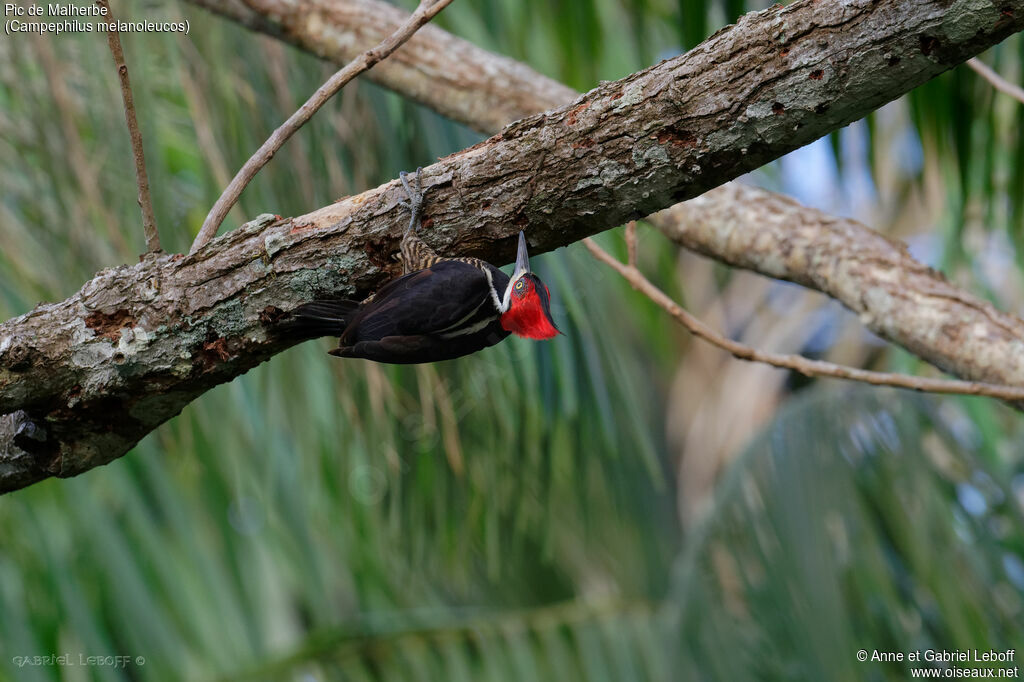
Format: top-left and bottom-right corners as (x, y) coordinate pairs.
(772, 102), (785, 115)
(12, 415), (59, 470)
(809, 69), (824, 80)
(887, 55), (901, 66)
(919, 35), (940, 56)
(815, 102), (830, 114)
(2, 342), (33, 371)
(363, 239), (394, 269)
(259, 306), (286, 327)
(196, 333), (233, 372)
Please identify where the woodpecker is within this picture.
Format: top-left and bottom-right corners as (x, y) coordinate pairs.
(281, 169), (560, 364)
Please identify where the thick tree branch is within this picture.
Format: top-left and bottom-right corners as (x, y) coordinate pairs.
(187, 0), (1024, 406)
(2, 0), (1023, 493)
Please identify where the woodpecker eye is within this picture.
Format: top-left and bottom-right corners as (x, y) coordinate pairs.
(513, 279), (526, 296)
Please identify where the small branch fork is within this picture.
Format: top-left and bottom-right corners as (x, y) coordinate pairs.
(97, 0), (161, 253)
(189, 0), (455, 254)
(967, 57), (1024, 105)
(584, 232), (1024, 403)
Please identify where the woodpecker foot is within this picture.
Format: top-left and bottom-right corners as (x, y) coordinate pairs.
(399, 167), (424, 235)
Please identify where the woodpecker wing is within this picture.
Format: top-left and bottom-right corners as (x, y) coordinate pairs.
(341, 260), (508, 345)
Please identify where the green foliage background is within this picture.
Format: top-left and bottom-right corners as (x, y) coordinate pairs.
(0, 0), (1022, 680)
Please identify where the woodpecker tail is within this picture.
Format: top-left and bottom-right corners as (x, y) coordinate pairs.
(277, 300), (359, 340)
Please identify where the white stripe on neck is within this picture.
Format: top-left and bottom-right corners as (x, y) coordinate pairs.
(482, 267), (506, 312)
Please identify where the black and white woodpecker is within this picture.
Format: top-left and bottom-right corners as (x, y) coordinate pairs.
(281, 170), (560, 364)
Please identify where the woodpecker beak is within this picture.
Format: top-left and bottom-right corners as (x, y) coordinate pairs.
(512, 231), (531, 280)
(501, 231), (532, 312)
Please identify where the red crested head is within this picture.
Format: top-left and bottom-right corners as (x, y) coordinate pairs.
(498, 231), (561, 340)
(500, 272), (561, 339)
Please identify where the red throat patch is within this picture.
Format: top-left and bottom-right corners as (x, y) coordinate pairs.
(500, 280), (560, 340)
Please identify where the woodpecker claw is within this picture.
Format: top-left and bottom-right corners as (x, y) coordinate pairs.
(399, 167), (425, 235)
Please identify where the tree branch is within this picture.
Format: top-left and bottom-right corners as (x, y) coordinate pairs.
(967, 56), (1024, 104)
(647, 184), (1024, 392)
(186, 0), (1024, 407)
(97, 0), (161, 253)
(3, 0), (1023, 493)
(585, 236), (1024, 402)
(190, 0), (455, 253)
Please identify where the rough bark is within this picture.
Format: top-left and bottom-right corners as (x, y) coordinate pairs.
(649, 185), (1024, 389)
(191, 0), (1024, 396)
(2, 0), (1023, 493)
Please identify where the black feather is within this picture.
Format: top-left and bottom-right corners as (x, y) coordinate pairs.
(332, 260), (511, 363)
(277, 260), (518, 363)
(277, 300), (359, 340)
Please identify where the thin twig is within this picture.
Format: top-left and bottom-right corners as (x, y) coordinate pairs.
(967, 57), (1024, 105)
(190, 0), (455, 254)
(625, 220), (637, 267)
(583, 236), (1024, 403)
(97, 0), (161, 253)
